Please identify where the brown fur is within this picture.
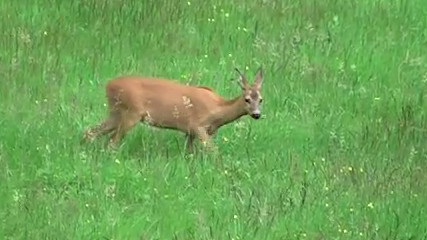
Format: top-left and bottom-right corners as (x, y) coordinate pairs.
(83, 67), (264, 153)
(197, 86), (214, 92)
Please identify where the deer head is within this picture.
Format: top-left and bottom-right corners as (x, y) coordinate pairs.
(235, 67), (264, 119)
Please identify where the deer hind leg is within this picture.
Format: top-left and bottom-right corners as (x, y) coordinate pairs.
(107, 110), (141, 148)
(83, 111), (120, 142)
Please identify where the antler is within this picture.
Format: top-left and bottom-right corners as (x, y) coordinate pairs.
(235, 68), (249, 90)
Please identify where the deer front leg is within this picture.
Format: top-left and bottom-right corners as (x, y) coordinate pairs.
(185, 134), (195, 153)
(196, 127), (217, 151)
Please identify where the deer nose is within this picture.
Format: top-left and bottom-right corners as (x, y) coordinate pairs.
(251, 113), (261, 119)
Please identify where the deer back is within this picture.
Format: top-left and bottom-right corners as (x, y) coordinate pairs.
(106, 76), (225, 131)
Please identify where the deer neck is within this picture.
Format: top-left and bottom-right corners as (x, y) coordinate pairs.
(212, 96), (247, 128)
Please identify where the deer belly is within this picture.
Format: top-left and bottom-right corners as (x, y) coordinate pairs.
(142, 105), (192, 131)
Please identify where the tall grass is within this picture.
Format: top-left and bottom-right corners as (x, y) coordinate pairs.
(1, 0), (426, 239)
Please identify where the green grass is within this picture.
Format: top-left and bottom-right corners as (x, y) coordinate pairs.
(1, 0), (427, 239)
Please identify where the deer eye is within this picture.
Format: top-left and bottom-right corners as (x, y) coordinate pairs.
(259, 98), (263, 103)
(245, 98), (251, 103)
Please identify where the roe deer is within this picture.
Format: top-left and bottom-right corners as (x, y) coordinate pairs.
(83, 67), (264, 152)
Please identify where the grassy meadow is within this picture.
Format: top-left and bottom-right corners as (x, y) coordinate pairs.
(1, 0), (427, 239)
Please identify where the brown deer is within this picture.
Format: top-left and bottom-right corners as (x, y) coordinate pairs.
(83, 67), (264, 152)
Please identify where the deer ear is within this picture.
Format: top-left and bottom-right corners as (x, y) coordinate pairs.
(235, 68), (248, 90)
(254, 67), (263, 90)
